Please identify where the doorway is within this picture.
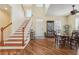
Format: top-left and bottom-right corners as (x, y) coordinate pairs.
(35, 18), (44, 39)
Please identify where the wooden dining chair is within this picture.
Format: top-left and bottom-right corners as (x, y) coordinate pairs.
(54, 32), (64, 48)
(70, 31), (79, 50)
(61, 35), (70, 48)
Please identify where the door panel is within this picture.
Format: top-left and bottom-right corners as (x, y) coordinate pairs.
(35, 18), (44, 38)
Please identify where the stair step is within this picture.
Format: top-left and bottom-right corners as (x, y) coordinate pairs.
(6, 39), (27, 42)
(5, 42), (22, 44)
(8, 38), (23, 39)
(14, 32), (23, 34)
(17, 28), (22, 30)
(8, 38), (23, 40)
(17, 29), (23, 31)
(9, 34), (23, 37)
(9, 36), (23, 38)
(15, 31), (23, 32)
(20, 23), (27, 26)
(10, 34), (23, 36)
(0, 43), (22, 46)
(10, 33), (23, 36)
(20, 26), (26, 28)
(16, 31), (23, 32)
(0, 46), (23, 49)
(0, 20), (30, 49)
(5, 40), (22, 42)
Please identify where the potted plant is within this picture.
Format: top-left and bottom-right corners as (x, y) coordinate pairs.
(64, 25), (70, 35)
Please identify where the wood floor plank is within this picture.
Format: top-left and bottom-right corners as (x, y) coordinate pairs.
(0, 38), (77, 55)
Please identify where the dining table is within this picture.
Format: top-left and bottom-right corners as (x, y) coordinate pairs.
(55, 34), (71, 48)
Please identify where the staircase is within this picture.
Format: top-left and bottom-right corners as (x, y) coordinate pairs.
(0, 20), (31, 49)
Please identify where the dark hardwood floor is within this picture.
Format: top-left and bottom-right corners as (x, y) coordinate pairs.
(0, 38), (77, 55)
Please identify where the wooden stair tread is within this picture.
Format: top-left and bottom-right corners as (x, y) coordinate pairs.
(0, 43), (22, 46)
(15, 31), (23, 33)
(10, 34), (23, 36)
(0, 20), (30, 49)
(13, 33), (23, 34)
(9, 36), (23, 38)
(5, 40), (22, 42)
(8, 38), (23, 40)
(16, 30), (22, 32)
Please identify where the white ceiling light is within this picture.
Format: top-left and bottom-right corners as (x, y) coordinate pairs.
(4, 7), (8, 10)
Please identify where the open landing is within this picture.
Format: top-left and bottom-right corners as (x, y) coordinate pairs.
(0, 38), (77, 55)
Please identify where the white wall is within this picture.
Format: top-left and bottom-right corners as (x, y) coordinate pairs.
(35, 18), (44, 38)
(10, 4), (26, 33)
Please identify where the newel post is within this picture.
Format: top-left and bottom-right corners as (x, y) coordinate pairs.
(22, 27), (25, 46)
(1, 27), (4, 44)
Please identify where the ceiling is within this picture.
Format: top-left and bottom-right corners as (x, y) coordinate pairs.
(1, 4), (79, 16)
(47, 4), (79, 16)
(23, 4), (33, 9)
(0, 4), (11, 15)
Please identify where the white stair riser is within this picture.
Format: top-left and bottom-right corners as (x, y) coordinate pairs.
(0, 20), (31, 49)
(4, 42), (22, 44)
(10, 34), (25, 36)
(8, 38), (23, 40)
(15, 32), (23, 33)
(13, 33), (23, 34)
(0, 46), (23, 49)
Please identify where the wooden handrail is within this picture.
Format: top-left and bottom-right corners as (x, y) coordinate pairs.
(22, 27), (25, 46)
(0, 22), (12, 44)
(23, 17), (32, 29)
(22, 21), (29, 46)
(3, 22), (12, 30)
(1, 27), (4, 44)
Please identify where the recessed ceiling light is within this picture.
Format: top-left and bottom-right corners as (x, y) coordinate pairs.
(4, 8), (8, 10)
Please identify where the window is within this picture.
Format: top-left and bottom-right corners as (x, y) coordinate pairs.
(75, 16), (79, 30)
(45, 4), (50, 9)
(54, 20), (62, 35)
(26, 9), (32, 17)
(35, 4), (43, 7)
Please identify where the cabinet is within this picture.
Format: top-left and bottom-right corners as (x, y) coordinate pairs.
(46, 21), (54, 37)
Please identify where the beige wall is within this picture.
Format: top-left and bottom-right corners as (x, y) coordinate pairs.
(0, 9), (11, 41)
(10, 4), (76, 36)
(67, 15), (75, 34)
(31, 5), (76, 36)
(32, 6), (45, 31)
(0, 4), (76, 41)
(45, 16), (67, 34)
(0, 10), (11, 27)
(31, 5), (67, 35)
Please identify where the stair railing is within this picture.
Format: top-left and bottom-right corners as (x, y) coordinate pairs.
(22, 18), (32, 46)
(0, 23), (12, 44)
